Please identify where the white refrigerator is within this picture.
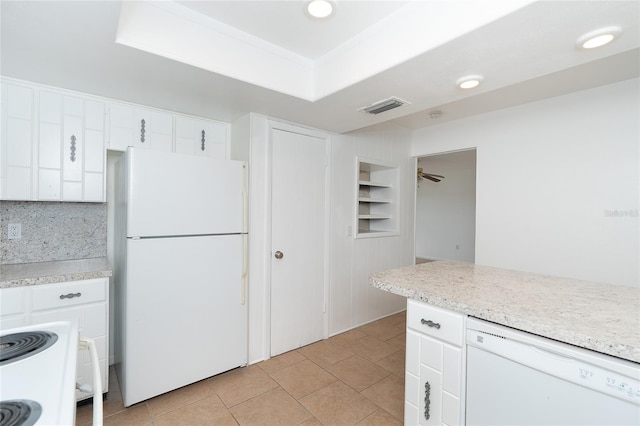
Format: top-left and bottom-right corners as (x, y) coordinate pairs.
(113, 147), (248, 407)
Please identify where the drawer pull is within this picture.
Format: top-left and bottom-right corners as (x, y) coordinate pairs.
(60, 292), (82, 300)
(424, 381), (431, 420)
(421, 318), (441, 329)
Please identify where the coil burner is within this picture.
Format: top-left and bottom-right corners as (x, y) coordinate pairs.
(0, 331), (58, 366)
(0, 399), (42, 426)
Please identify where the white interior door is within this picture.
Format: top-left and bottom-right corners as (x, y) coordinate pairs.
(270, 127), (327, 357)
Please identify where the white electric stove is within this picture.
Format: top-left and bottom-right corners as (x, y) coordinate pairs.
(0, 321), (79, 426)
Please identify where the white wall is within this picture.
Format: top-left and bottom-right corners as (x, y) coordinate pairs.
(415, 150), (476, 262)
(412, 78), (639, 287)
(330, 123), (414, 335)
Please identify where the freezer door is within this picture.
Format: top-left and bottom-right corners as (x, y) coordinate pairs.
(121, 235), (247, 406)
(126, 148), (245, 237)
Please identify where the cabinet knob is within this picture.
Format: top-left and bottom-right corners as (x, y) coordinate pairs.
(274, 251), (284, 259)
(60, 292), (82, 300)
(421, 318), (441, 329)
(70, 135), (77, 162)
(140, 119), (146, 143)
(201, 129), (206, 151)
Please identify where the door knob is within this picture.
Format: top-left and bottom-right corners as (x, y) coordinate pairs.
(274, 251), (284, 259)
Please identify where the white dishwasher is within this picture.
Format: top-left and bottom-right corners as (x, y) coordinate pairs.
(465, 317), (640, 425)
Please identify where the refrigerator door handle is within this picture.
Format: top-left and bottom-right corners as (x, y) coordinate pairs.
(242, 162), (248, 234)
(241, 234), (248, 305)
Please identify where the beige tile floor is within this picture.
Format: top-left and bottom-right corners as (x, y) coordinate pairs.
(76, 311), (406, 426)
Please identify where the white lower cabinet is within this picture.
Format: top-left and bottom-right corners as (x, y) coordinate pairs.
(405, 299), (466, 426)
(0, 287), (28, 329)
(0, 278), (109, 401)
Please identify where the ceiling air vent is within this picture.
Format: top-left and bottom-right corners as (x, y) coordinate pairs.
(359, 97), (409, 115)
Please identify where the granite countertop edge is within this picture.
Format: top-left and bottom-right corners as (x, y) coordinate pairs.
(370, 262), (640, 364)
(0, 258), (112, 288)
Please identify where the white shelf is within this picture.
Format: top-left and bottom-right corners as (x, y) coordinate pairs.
(358, 180), (391, 188)
(357, 229), (399, 238)
(355, 158), (399, 238)
(359, 197), (392, 203)
(358, 214), (391, 220)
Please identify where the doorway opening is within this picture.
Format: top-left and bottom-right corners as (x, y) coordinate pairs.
(415, 149), (477, 263)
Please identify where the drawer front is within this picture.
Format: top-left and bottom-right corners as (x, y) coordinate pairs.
(31, 278), (107, 311)
(407, 299), (464, 346)
(0, 287), (26, 316)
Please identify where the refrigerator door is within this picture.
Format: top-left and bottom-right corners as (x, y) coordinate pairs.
(121, 234), (247, 406)
(125, 147), (245, 237)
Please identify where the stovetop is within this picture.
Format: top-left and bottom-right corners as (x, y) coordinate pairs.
(0, 322), (78, 426)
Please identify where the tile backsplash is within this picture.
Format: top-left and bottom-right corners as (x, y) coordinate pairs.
(0, 201), (107, 265)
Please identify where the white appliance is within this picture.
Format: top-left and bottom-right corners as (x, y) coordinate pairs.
(466, 317), (640, 425)
(1, 321), (102, 426)
(114, 147), (248, 407)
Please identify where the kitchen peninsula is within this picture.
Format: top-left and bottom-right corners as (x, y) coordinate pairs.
(370, 261), (640, 425)
(370, 260), (639, 362)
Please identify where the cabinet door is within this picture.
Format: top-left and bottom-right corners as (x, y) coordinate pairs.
(175, 116), (228, 159)
(38, 90), (63, 200)
(83, 100), (105, 201)
(406, 301), (466, 426)
(107, 102), (134, 151)
(133, 108), (172, 152)
(37, 91), (105, 202)
(196, 120), (227, 159)
(174, 115), (198, 155)
(405, 329), (421, 425)
(420, 363), (443, 426)
(419, 334), (443, 425)
(62, 96), (84, 201)
(1, 82), (35, 200)
(0, 287), (28, 329)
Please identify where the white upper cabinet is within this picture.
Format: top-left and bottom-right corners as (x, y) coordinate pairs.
(37, 90), (105, 202)
(175, 115), (228, 159)
(1, 80), (106, 202)
(133, 107), (173, 152)
(2, 78), (232, 202)
(108, 103), (229, 159)
(1, 82), (35, 200)
(108, 103), (172, 153)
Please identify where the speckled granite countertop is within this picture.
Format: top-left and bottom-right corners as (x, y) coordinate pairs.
(0, 258), (112, 288)
(370, 261), (640, 363)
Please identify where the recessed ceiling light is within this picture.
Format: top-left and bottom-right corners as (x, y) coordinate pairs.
(307, 0), (334, 18)
(457, 75), (483, 89)
(578, 27), (621, 49)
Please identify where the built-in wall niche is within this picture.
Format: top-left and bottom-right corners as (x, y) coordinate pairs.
(355, 158), (399, 238)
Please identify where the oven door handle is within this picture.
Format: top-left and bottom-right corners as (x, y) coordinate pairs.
(79, 337), (103, 426)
